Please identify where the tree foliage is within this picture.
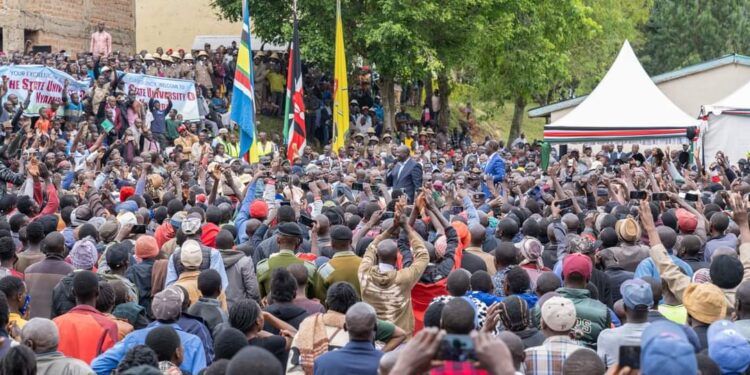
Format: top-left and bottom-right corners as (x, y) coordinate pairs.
(467, 0), (598, 142)
(210, 0), (655, 142)
(641, 0), (750, 75)
(568, 0), (652, 95)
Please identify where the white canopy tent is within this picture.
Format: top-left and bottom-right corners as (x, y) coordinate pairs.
(544, 41), (699, 144)
(701, 81), (750, 165)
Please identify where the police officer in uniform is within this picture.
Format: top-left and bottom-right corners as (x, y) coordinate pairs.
(256, 222), (318, 298)
(313, 225), (363, 303)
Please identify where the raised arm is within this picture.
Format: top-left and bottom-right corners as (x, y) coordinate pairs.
(640, 199), (689, 302)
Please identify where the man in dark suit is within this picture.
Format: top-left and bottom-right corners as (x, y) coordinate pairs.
(609, 144), (626, 162)
(386, 145), (422, 202)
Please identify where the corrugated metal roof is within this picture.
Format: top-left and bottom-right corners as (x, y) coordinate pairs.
(528, 53), (750, 118)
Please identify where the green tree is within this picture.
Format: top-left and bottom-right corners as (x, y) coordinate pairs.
(469, 0), (598, 144)
(565, 0), (652, 97)
(211, 0), (435, 131)
(641, 0), (750, 75)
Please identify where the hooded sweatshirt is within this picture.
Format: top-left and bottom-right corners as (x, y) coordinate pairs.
(264, 302), (310, 334)
(201, 223), (221, 248)
(219, 249), (260, 308)
(154, 221), (176, 249)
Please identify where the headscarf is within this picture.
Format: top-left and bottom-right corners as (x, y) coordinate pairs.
(451, 221), (470, 252)
(518, 237), (544, 271)
(70, 236), (98, 270)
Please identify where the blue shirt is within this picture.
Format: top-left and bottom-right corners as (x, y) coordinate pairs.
(484, 152), (505, 183)
(165, 248), (228, 290)
(634, 254), (694, 282)
(235, 180), (259, 244)
(173, 314), (214, 361)
(91, 323), (207, 375)
(704, 233), (738, 262)
(313, 340), (383, 375)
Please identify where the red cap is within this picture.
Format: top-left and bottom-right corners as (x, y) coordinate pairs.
(196, 194), (206, 204)
(676, 208), (698, 233)
(250, 200), (269, 219)
(120, 186), (135, 202)
(563, 253), (593, 281)
(178, 125), (187, 133)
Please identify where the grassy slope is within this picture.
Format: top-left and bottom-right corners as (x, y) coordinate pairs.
(407, 83), (547, 143)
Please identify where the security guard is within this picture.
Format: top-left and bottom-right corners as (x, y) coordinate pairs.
(313, 225), (362, 303)
(256, 222), (317, 298)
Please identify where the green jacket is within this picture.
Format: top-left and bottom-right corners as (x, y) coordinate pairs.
(313, 251), (362, 303)
(256, 250), (317, 298)
(556, 287), (611, 349)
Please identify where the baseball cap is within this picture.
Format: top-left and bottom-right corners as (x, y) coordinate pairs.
(620, 278), (653, 310)
(540, 296), (576, 332)
(676, 208), (698, 233)
(181, 213), (203, 235)
(105, 243), (130, 269)
(707, 320), (750, 374)
(151, 287), (184, 321)
(117, 211), (137, 227)
(562, 253), (592, 281)
(641, 320), (697, 375)
(278, 222), (302, 238)
(180, 239), (203, 268)
(567, 235), (594, 254)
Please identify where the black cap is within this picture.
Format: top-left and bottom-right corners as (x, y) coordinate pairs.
(106, 243), (130, 268)
(330, 225), (353, 241)
(278, 222), (303, 238)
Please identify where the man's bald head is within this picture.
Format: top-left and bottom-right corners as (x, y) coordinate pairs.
(477, 211), (489, 227)
(315, 214), (329, 235)
(498, 331), (525, 371)
(547, 223), (559, 244)
(245, 219), (261, 237)
(469, 224), (486, 247)
(396, 146), (409, 162)
(377, 239), (398, 265)
(562, 213), (579, 233)
(656, 226), (677, 250)
(42, 232), (65, 255)
(345, 302), (377, 340)
(736, 281), (750, 317)
(22, 318), (59, 353)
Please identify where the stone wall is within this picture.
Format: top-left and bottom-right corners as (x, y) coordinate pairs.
(0, 0), (135, 53)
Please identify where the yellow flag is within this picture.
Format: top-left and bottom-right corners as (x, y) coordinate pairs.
(249, 127), (260, 163)
(332, 2), (349, 153)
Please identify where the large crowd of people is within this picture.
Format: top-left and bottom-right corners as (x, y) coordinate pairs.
(0, 23), (748, 375)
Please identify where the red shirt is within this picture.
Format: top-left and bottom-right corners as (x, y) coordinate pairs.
(53, 305), (118, 364)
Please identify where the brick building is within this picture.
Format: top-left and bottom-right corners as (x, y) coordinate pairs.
(0, 0), (135, 53)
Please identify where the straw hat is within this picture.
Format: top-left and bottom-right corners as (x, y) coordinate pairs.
(183, 53), (194, 61)
(153, 53), (161, 59)
(270, 52), (280, 60)
(161, 55), (173, 63)
(197, 51), (209, 58)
